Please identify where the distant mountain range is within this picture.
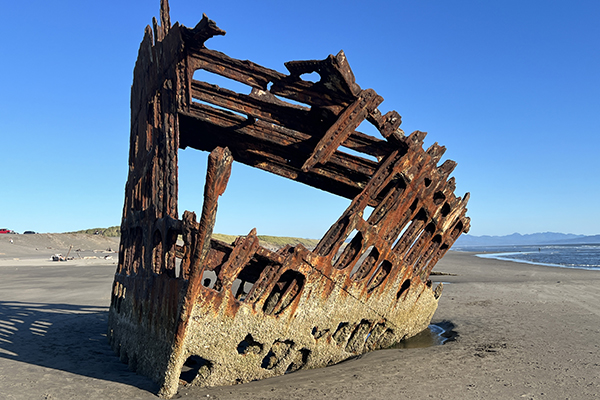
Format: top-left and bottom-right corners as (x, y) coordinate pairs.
(455, 232), (600, 247)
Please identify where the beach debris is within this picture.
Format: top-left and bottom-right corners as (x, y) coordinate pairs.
(65, 245), (73, 259)
(107, 1), (470, 398)
(51, 245), (74, 261)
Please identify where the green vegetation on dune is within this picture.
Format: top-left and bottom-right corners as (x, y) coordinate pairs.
(211, 233), (239, 244)
(69, 226), (121, 237)
(256, 235), (319, 249)
(213, 233), (318, 249)
(71, 228), (318, 249)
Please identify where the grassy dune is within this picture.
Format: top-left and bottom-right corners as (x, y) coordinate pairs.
(70, 227), (319, 250)
(213, 233), (319, 250)
(69, 226), (121, 237)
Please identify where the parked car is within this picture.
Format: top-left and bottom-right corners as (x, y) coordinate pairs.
(0, 228), (15, 234)
(23, 231), (36, 234)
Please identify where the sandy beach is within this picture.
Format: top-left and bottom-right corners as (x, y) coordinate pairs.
(0, 235), (598, 399)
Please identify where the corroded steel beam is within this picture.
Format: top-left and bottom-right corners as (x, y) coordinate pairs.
(108, 1), (470, 398)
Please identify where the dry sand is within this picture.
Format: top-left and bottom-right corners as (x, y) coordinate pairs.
(0, 234), (599, 399)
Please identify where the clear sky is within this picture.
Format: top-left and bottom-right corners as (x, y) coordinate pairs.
(1, 0), (598, 238)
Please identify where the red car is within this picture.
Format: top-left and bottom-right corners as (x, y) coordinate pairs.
(0, 229), (15, 234)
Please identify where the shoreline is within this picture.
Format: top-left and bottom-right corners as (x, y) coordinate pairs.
(454, 243), (600, 271)
(475, 252), (600, 271)
(1, 250), (599, 399)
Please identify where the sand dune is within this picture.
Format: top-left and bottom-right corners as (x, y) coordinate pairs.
(0, 233), (119, 261)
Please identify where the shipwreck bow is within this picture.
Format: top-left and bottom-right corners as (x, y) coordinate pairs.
(108, 1), (470, 398)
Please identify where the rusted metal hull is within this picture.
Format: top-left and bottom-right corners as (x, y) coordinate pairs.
(108, 1), (470, 398)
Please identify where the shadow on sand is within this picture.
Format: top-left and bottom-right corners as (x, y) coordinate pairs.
(0, 301), (158, 393)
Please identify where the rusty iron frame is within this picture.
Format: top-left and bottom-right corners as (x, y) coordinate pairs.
(108, 1), (470, 398)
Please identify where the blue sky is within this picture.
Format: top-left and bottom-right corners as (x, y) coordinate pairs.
(1, 0), (598, 238)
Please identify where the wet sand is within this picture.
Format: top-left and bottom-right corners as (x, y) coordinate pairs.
(1, 236), (599, 399)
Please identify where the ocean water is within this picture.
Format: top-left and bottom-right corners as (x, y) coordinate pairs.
(455, 244), (600, 270)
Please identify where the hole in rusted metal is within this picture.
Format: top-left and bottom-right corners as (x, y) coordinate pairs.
(201, 270), (218, 290)
(299, 71), (320, 83)
(272, 94), (312, 109)
(372, 174), (406, 207)
(451, 220), (465, 239)
(365, 322), (387, 350)
(338, 146), (379, 162)
(376, 328), (396, 349)
(433, 191), (445, 205)
(397, 279), (411, 300)
(334, 231), (363, 270)
(351, 246), (379, 281)
(161, 228), (179, 278)
(362, 206), (374, 220)
(407, 222), (436, 260)
(261, 340), (293, 370)
(394, 209), (428, 255)
(350, 245), (371, 276)
(386, 198), (418, 244)
(285, 348), (310, 373)
(441, 202), (451, 217)
(332, 322), (352, 346)
(367, 260), (392, 292)
(231, 257), (272, 301)
(180, 355), (213, 385)
(425, 222), (436, 236)
(414, 234), (443, 274)
(193, 69), (253, 95)
(174, 257), (182, 278)
(231, 280), (253, 301)
(191, 98), (249, 119)
(356, 118), (386, 142)
(346, 320), (372, 353)
(316, 210), (354, 259)
(311, 326), (330, 339)
(177, 148), (209, 217)
(263, 270), (305, 315)
(391, 223), (410, 249)
(237, 334), (263, 355)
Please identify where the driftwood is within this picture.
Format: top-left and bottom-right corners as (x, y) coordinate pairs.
(107, 1), (470, 398)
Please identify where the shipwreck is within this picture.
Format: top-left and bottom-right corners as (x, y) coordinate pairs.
(108, 1), (470, 398)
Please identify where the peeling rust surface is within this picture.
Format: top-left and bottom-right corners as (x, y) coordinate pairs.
(107, 1), (470, 398)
